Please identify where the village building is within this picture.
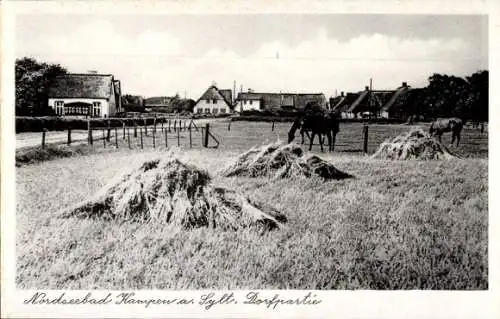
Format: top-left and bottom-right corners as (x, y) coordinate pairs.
(330, 82), (421, 120)
(144, 95), (177, 113)
(48, 73), (122, 118)
(236, 90), (327, 112)
(193, 85), (234, 114)
(329, 92), (360, 118)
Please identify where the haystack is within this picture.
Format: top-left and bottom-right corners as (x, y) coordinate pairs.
(372, 128), (458, 160)
(221, 142), (352, 179)
(57, 158), (286, 231)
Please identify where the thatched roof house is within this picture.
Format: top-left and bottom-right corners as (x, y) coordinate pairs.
(236, 91), (326, 113)
(48, 73), (121, 118)
(331, 82), (422, 120)
(193, 85), (234, 114)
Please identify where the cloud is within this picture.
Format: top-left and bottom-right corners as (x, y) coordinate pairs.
(17, 22), (486, 97)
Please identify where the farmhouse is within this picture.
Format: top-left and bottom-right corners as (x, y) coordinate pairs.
(193, 85), (234, 114)
(330, 82), (422, 120)
(48, 73), (122, 118)
(236, 90), (327, 113)
(144, 95), (177, 113)
(379, 84), (424, 119)
(329, 92), (360, 118)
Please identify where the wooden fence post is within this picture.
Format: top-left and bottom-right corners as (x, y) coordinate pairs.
(189, 126), (192, 148)
(67, 127), (72, 145)
(41, 129), (46, 149)
(144, 119), (148, 136)
(168, 119), (171, 132)
(134, 120), (138, 137)
(140, 127), (143, 149)
(107, 120), (111, 141)
(103, 129), (106, 148)
(165, 129), (168, 148)
(154, 117), (157, 133)
(228, 121), (231, 131)
(271, 120), (275, 131)
(363, 125), (369, 154)
(122, 123), (126, 140)
(161, 121), (164, 132)
(174, 120), (177, 132)
(127, 127), (131, 149)
(204, 123), (210, 148)
(87, 120), (93, 145)
(153, 128), (156, 148)
(177, 128), (180, 147)
(114, 127), (118, 148)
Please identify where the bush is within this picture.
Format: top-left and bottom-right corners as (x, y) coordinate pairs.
(16, 116), (170, 133)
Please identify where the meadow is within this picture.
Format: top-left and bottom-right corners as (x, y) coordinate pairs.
(16, 122), (488, 289)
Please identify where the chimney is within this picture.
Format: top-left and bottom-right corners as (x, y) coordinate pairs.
(248, 88), (254, 93)
(88, 70), (98, 74)
(402, 82), (408, 87)
(341, 91), (344, 97)
(365, 86), (369, 91)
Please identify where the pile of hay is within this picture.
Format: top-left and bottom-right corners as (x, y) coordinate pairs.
(372, 128), (458, 160)
(57, 158), (286, 231)
(221, 142), (352, 179)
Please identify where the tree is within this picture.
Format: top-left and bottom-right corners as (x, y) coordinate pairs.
(15, 57), (67, 116)
(465, 70), (488, 121)
(417, 71), (488, 122)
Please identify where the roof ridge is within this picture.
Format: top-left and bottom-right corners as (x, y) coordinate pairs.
(56, 73), (114, 77)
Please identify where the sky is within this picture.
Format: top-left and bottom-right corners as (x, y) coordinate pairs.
(15, 14), (488, 98)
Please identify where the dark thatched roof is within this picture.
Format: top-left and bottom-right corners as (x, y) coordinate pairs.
(48, 74), (115, 99)
(381, 86), (410, 112)
(237, 92), (326, 110)
(145, 96), (176, 107)
(330, 93), (359, 113)
(196, 85), (233, 108)
(219, 89), (233, 104)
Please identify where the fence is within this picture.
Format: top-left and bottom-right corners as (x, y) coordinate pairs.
(26, 119), (489, 157)
(33, 117), (220, 151)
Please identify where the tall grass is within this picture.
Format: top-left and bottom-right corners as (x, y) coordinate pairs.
(16, 149), (488, 289)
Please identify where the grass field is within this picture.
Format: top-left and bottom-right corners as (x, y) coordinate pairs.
(16, 122), (488, 289)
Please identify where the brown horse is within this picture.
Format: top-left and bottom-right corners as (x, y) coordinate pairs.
(429, 117), (464, 147)
(288, 112), (340, 152)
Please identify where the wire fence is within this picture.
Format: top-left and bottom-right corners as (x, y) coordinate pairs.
(20, 118), (488, 158)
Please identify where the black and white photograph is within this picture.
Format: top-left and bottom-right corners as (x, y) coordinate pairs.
(1, 1), (499, 318)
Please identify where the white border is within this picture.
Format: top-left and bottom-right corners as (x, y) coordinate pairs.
(2, 1), (499, 318)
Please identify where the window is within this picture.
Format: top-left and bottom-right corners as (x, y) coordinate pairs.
(250, 100), (253, 105)
(93, 102), (102, 117)
(204, 108), (210, 113)
(243, 100), (247, 104)
(197, 108), (203, 114)
(54, 101), (64, 115)
(212, 108), (218, 114)
(206, 99), (210, 103)
(213, 99), (217, 104)
(220, 108), (226, 114)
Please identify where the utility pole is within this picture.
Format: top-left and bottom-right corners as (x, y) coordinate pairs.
(369, 78), (373, 119)
(233, 80), (236, 105)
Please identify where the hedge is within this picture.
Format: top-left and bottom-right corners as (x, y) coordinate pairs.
(231, 115), (409, 124)
(16, 116), (172, 133)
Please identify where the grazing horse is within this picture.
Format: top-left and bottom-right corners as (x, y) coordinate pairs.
(429, 117), (464, 147)
(288, 112), (340, 152)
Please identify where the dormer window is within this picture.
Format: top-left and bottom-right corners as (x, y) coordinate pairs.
(213, 99), (217, 104)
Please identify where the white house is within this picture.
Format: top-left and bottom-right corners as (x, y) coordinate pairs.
(48, 73), (122, 118)
(236, 91), (263, 112)
(193, 85), (233, 114)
